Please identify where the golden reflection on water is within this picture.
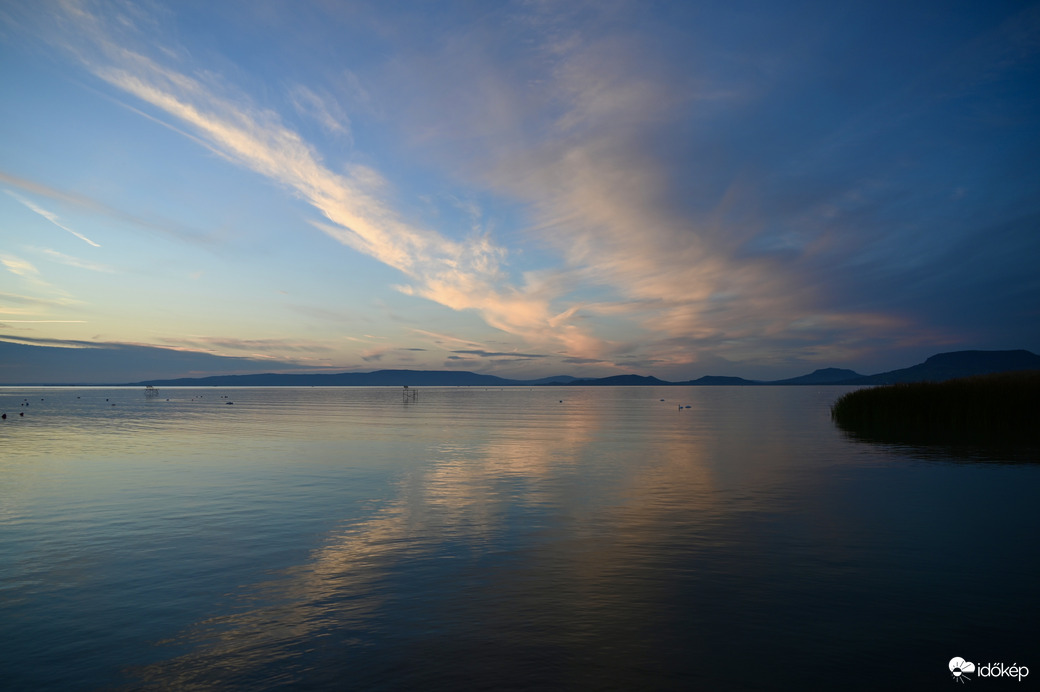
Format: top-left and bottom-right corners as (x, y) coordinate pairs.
(3, 386), (863, 689)
(6, 386), (1037, 690)
(127, 388), (732, 688)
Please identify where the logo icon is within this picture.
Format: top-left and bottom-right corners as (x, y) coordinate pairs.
(950, 657), (975, 683)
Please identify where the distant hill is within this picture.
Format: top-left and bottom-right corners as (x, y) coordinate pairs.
(848, 350), (1040, 385)
(135, 370), (576, 387)
(566, 374), (671, 386)
(771, 368), (863, 385)
(117, 348), (1040, 388)
(678, 375), (761, 386)
(526, 375), (580, 385)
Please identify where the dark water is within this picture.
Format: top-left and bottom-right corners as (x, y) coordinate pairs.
(1, 386), (1037, 690)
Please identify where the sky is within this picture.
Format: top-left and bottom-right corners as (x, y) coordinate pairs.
(1, 0), (1039, 384)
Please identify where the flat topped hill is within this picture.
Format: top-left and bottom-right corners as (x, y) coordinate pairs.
(567, 374), (671, 386)
(772, 368), (862, 385)
(854, 349), (1040, 384)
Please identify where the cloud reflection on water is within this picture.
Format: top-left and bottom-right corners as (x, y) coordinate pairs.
(129, 390), (730, 689)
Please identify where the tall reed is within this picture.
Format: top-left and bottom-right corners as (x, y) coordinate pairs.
(831, 370), (1040, 447)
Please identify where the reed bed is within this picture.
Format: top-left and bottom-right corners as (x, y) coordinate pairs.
(831, 370), (1040, 448)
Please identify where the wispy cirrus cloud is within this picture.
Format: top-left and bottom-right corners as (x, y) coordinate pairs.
(376, 1), (1028, 374)
(1, 251), (85, 315)
(289, 84), (352, 141)
(0, 293), (79, 328)
(36, 0), (606, 361)
(11, 0), (1036, 378)
(0, 171), (216, 247)
(0, 291), (81, 315)
(0, 320), (87, 324)
(4, 189), (101, 246)
(408, 328), (480, 347)
(20, 1), (820, 371)
(0, 254), (41, 279)
(33, 247), (115, 273)
(365, 8), (798, 369)
(452, 349), (547, 360)
(164, 336), (335, 353)
(154, 335), (344, 367)
(359, 345), (428, 363)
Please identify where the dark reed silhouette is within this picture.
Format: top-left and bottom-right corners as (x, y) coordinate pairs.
(831, 371), (1040, 450)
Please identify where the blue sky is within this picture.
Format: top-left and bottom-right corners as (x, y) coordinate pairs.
(1, 0), (1038, 383)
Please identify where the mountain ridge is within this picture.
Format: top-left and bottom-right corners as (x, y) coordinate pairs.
(846, 349), (1040, 385)
(118, 349), (1040, 388)
(124, 369), (577, 388)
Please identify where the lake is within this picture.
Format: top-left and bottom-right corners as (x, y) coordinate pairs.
(1, 386), (1037, 690)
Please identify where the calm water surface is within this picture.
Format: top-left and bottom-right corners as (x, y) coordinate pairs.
(1, 386), (1037, 690)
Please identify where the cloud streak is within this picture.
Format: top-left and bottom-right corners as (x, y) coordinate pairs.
(0, 254), (41, 279)
(373, 1), (1040, 373)
(4, 189), (100, 246)
(6, 1), (1036, 377)
(0, 171), (216, 247)
(452, 349), (547, 359)
(289, 84), (352, 141)
(0, 291), (80, 314)
(34, 247), (115, 273)
(39, 0), (607, 361)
